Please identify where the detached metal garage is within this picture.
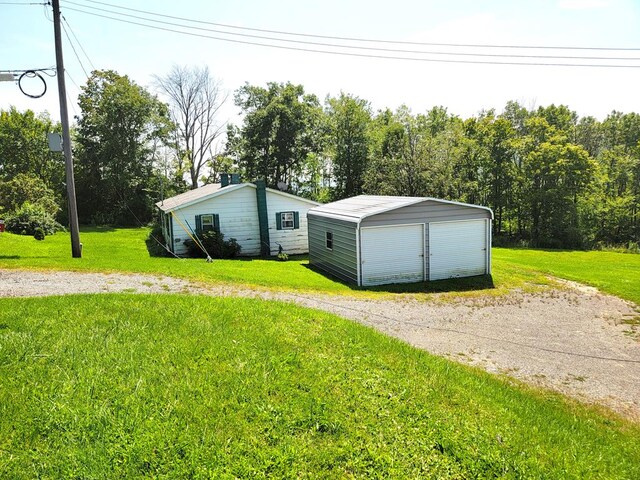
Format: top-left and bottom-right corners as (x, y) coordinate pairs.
(307, 195), (493, 286)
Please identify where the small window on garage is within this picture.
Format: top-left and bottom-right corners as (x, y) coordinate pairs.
(326, 231), (333, 250)
(276, 211), (300, 230)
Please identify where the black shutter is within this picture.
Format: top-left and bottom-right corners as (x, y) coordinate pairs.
(293, 211), (300, 229)
(195, 215), (202, 237)
(276, 212), (282, 230)
(213, 214), (220, 233)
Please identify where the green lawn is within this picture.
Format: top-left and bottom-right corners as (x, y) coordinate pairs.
(1, 228), (639, 303)
(0, 228), (550, 297)
(495, 247), (640, 305)
(1, 294), (638, 478)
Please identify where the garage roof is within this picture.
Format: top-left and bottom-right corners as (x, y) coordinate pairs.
(308, 195), (493, 223)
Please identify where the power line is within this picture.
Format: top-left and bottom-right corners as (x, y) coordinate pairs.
(60, 19), (89, 77)
(0, 1), (46, 4)
(60, 7), (640, 68)
(59, 2), (640, 62)
(64, 0), (640, 53)
(61, 14), (95, 70)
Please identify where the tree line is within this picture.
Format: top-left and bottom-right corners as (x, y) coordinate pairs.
(1, 67), (638, 249)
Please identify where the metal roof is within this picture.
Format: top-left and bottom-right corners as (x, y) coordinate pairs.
(308, 195), (493, 223)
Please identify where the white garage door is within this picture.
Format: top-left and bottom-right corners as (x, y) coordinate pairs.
(429, 219), (488, 281)
(361, 224), (424, 286)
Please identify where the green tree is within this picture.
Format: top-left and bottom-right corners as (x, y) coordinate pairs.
(0, 107), (64, 198)
(75, 70), (172, 225)
(228, 82), (322, 188)
(0, 172), (60, 217)
(325, 93), (371, 199)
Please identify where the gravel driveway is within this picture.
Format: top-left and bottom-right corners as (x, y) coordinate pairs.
(1, 268), (639, 420)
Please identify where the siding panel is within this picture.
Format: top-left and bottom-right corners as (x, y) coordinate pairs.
(308, 214), (358, 283)
(266, 191), (316, 255)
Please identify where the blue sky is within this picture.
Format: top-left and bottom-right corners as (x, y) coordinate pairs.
(1, 0), (639, 125)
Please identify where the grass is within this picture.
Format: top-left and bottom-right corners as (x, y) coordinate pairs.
(0, 228), (551, 298)
(495, 247), (640, 305)
(1, 228), (639, 303)
(1, 294), (639, 478)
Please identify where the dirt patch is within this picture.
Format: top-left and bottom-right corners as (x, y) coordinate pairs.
(1, 268), (639, 420)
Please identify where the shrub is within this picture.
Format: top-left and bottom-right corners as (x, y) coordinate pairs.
(5, 202), (63, 236)
(145, 222), (171, 257)
(33, 227), (45, 241)
(184, 230), (242, 259)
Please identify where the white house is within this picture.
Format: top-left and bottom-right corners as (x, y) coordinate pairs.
(156, 178), (320, 257)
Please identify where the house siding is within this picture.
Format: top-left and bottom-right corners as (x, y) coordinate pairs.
(170, 186), (261, 256)
(308, 214), (358, 284)
(266, 191), (316, 255)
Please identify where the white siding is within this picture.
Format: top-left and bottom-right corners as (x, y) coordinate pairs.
(266, 191), (316, 255)
(428, 219), (489, 280)
(170, 186), (261, 256)
(166, 185), (316, 256)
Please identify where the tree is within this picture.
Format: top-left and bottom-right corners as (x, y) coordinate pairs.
(0, 172), (60, 217)
(75, 70), (172, 225)
(325, 93), (371, 199)
(0, 107), (64, 194)
(154, 65), (227, 189)
(228, 82), (323, 188)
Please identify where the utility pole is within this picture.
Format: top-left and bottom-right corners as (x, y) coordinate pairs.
(52, 0), (82, 257)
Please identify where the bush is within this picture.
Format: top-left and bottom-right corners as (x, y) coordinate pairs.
(5, 202), (63, 236)
(33, 227), (45, 241)
(145, 223), (171, 257)
(184, 230), (241, 259)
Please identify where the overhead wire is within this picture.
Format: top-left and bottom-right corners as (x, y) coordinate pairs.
(58, 2), (640, 62)
(64, 0), (640, 52)
(59, 5), (640, 68)
(61, 14), (96, 71)
(60, 19), (89, 78)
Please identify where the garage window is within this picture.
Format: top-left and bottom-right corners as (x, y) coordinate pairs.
(326, 231), (333, 250)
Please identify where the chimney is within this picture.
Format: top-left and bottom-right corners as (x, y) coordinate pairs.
(254, 179), (270, 256)
(231, 173), (241, 184)
(220, 173), (229, 187)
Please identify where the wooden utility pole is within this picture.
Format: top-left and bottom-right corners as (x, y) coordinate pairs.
(52, 0), (82, 257)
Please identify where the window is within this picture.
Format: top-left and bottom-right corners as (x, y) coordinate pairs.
(326, 231), (333, 250)
(281, 212), (294, 229)
(276, 211), (299, 230)
(195, 213), (219, 235)
(201, 214), (215, 232)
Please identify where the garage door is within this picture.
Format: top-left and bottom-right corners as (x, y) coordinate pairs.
(428, 219), (488, 281)
(361, 224), (424, 286)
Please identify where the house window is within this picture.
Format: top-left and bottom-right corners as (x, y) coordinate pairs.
(281, 212), (294, 229)
(195, 213), (219, 236)
(201, 214), (216, 232)
(276, 211), (299, 230)
(326, 231), (333, 250)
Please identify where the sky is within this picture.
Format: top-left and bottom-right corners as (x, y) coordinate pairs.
(1, 0), (639, 126)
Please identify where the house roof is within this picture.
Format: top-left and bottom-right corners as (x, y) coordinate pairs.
(156, 182), (320, 212)
(308, 195), (493, 223)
